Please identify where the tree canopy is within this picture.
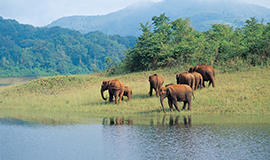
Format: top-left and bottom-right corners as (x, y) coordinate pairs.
(121, 14), (270, 73)
(0, 17), (136, 77)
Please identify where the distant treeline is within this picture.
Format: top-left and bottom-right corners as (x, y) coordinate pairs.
(0, 17), (136, 77)
(115, 13), (269, 73)
(1, 15), (269, 77)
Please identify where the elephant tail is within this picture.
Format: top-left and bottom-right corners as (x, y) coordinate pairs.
(192, 90), (195, 100)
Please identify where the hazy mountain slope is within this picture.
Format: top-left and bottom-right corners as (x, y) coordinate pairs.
(46, 0), (270, 36)
(0, 17), (136, 77)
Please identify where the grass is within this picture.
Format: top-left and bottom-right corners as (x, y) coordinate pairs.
(0, 66), (269, 115)
(0, 77), (37, 87)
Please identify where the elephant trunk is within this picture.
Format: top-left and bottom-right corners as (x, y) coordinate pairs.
(101, 88), (107, 100)
(160, 96), (167, 114)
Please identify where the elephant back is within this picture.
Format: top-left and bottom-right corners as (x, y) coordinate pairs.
(191, 71), (202, 79)
(177, 72), (195, 90)
(109, 79), (125, 90)
(194, 64), (215, 80)
(149, 74), (164, 88)
(177, 72), (192, 83)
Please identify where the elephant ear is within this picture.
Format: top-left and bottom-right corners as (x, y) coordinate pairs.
(166, 87), (172, 96)
(167, 86), (177, 95)
(102, 81), (106, 87)
(176, 74), (179, 79)
(102, 80), (110, 88)
(103, 80), (109, 85)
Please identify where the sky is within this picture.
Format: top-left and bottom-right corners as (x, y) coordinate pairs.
(0, 0), (270, 27)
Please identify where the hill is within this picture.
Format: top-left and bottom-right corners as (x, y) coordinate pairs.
(0, 17), (136, 77)
(46, 0), (270, 36)
(0, 67), (269, 115)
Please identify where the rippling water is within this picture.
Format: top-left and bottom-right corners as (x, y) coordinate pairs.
(1, 114), (270, 160)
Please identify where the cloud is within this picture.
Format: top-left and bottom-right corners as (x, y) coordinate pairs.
(0, 0), (269, 27)
(0, 0), (146, 26)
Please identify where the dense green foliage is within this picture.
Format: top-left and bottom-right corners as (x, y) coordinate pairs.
(0, 17), (136, 77)
(119, 14), (270, 73)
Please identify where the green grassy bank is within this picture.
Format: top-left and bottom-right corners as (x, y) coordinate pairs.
(0, 67), (269, 115)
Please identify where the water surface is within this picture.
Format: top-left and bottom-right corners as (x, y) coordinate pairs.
(1, 111), (269, 160)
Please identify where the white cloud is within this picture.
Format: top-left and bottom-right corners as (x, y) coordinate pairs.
(239, 0), (270, 8)
(0, 0), (269, 27)
(0, 0), (148, 26)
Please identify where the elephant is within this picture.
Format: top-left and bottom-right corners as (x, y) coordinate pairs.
(122, 86), (132, 100)
(176, 72), (195, 90)
(189, 64), (215, 87)
(159, 84), (195, 114)
(190, 71), (203, 90)
(149, 74), (164, 97)
(100, 79), (125, 104)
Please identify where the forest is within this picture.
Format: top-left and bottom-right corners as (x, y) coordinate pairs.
(0, 17), (136, 77)
(1, 14), (269, 77)
(114, 14), (270, 74)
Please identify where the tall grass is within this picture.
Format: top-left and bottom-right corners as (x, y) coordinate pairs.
(0, 67), (269, 115)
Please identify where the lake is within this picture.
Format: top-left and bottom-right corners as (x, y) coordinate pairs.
(1, 110), (270, 160)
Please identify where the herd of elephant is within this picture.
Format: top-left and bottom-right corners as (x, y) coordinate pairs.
(100, 64), (215, 114)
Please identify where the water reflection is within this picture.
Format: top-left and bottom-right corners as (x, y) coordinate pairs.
(100, 115), (270, 159)
(1, 112), (270, 160)
(102, 117), (133, 125)
(102, 115), (192, 127)
(0, 117), (39, 126)
(164, 115), (191, 126)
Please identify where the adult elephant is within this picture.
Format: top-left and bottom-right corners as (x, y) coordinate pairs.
(176, 72), (195, 90)
(149, 74), (164, 97)
(190, 71), (203, 90)
(100, 79), (125, 104)
(189, 64), (215, 87)
(122, 86), (132, 101)
(159, 84), (194, 114)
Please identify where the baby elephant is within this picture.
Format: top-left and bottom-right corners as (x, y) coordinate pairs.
(122, 86), (132, 100)
(159, 84), (195, 114)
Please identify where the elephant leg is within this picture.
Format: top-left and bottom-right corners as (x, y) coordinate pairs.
(211, 76), (215, 87)
(149, 86), (153, 96)
(187, 99), (192, 111)
(114, 92), (119, 104)
(168, 100), (174, 112)
(109, 91), (114, 102)
(182, 102), (187, 110)
(128, 93), (131, 101)
(114, 94), (118, 104)
(172, 100), (181, 112)
(202, 81), (206, 87)
(188, 81), (191, 88)
(155, 87), (159, 97)
(118, 90), (124, 104)
(195, 82), (198, 90)
(208, 81), (211, 87)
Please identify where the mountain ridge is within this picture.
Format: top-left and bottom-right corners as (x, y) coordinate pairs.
(46, 0), (270, 36)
